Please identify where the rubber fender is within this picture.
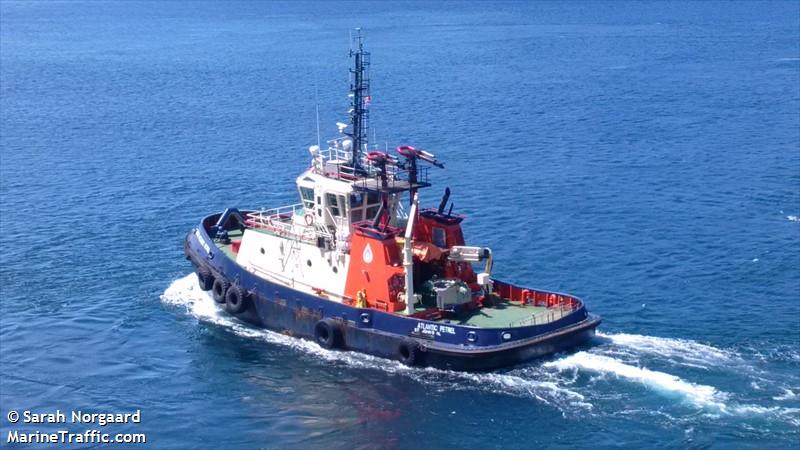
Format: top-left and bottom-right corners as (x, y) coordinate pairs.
(397, 339), (420, 366)
(314, 318), (342, 349)
(225, 284), (248, 315)
(211, 278), (229, 304)
(196, 267), (214, 291)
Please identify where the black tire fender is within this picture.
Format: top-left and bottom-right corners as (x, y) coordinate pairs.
(397, 339), (420, 366)
(196, 267), (213, 291)
(211, 277), (228, 304)
(225, 284), (248, 315)
(314, 318), (341, 349)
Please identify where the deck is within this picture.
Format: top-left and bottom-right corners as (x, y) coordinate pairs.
(218, 229), (244, 261)
(441, 300), (572, 328)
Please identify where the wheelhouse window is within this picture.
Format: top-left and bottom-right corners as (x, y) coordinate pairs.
(299, 187), (314, 209)
(364, 191), (382, 221)
(432, 227), (446, 248)
(366, 205), (380, 220)
(350, 192), (365, 208)
(349, 192), (364, 222)
(326, 193), (341, 217)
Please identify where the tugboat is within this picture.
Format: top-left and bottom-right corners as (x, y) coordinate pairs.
(184, 32), (600, 371)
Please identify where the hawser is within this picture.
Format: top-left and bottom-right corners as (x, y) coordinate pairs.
(184, 31), (600, 371)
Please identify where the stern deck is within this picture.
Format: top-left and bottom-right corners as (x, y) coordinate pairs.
(441, 299), (574, 329)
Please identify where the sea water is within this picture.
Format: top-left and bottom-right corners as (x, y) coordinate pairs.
(1, 1), (798, 448)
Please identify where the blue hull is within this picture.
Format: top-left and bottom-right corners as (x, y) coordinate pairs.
(184, 217), (600, 371)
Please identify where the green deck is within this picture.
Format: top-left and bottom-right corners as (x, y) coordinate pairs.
(218, 229), (244, 261)
(442, 300), (570, 328)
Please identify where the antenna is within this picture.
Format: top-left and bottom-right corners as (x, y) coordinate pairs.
(347, 28), (370, 173)
(314, 71), (321, 149)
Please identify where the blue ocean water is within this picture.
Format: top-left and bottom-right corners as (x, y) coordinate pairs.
(1, 0), (798, 448)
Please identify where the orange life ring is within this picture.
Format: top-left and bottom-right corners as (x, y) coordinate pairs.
(521, 289), (531, 306)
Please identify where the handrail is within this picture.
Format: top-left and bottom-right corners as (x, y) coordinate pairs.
(317, 144), (374, 179)
(244, 205), (332, 243)
(509, 304), (574, 327)
(491, 278), (584, 328)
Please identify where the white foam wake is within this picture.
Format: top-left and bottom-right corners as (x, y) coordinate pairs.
(545, 352), (800, 425)
(773, 389), (798, 401)
(160, 274), (590, 410)
(597, 331), (739, 369)
(546, 352), (724, 407)
(788, 215), (800, 223)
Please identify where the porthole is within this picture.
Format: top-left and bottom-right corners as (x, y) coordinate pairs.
(306, 260), (312, 267)
(260, 248), (265, 254)
(332, 266), (338, 273)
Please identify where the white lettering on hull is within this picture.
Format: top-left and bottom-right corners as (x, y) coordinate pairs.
(194, 229), (211, 255)
(413, 322), (456, 338)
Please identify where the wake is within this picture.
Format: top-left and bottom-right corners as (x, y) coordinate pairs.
(596, 331), (740, 369)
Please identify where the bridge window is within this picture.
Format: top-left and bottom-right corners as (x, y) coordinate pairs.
(338, 195), (346, 217)
(326, 193), (341, 217)
(366, 192), (381, 205)
(363, 192), (382, 221)
(299, 187), (314, 209)
(366, 205), (380, 220)
(432, 227), (446, 248)
(350, 193), (365, 222)
(350, 192), (365, 208)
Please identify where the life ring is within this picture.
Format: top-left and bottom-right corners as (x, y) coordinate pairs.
(196, 267), (213, 291)
(314, 318), (341, 349)
(211, 278), (229, 304)
(397, 339), (420, 366)
(304, 213), (314, 226)
(225, 284), (248, 314)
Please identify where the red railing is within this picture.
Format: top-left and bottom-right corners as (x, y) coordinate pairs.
(493, 280), (582, 311)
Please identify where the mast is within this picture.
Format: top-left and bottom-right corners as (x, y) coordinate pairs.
(348, 29), (370, 173)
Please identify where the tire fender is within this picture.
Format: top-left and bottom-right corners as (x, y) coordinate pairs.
(314, 318), (342, 349)
(397, 339), (420, 366)
(211, 278), (229, 304)
(196, 267), (214, 291)
(225, 284), (248, 314)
